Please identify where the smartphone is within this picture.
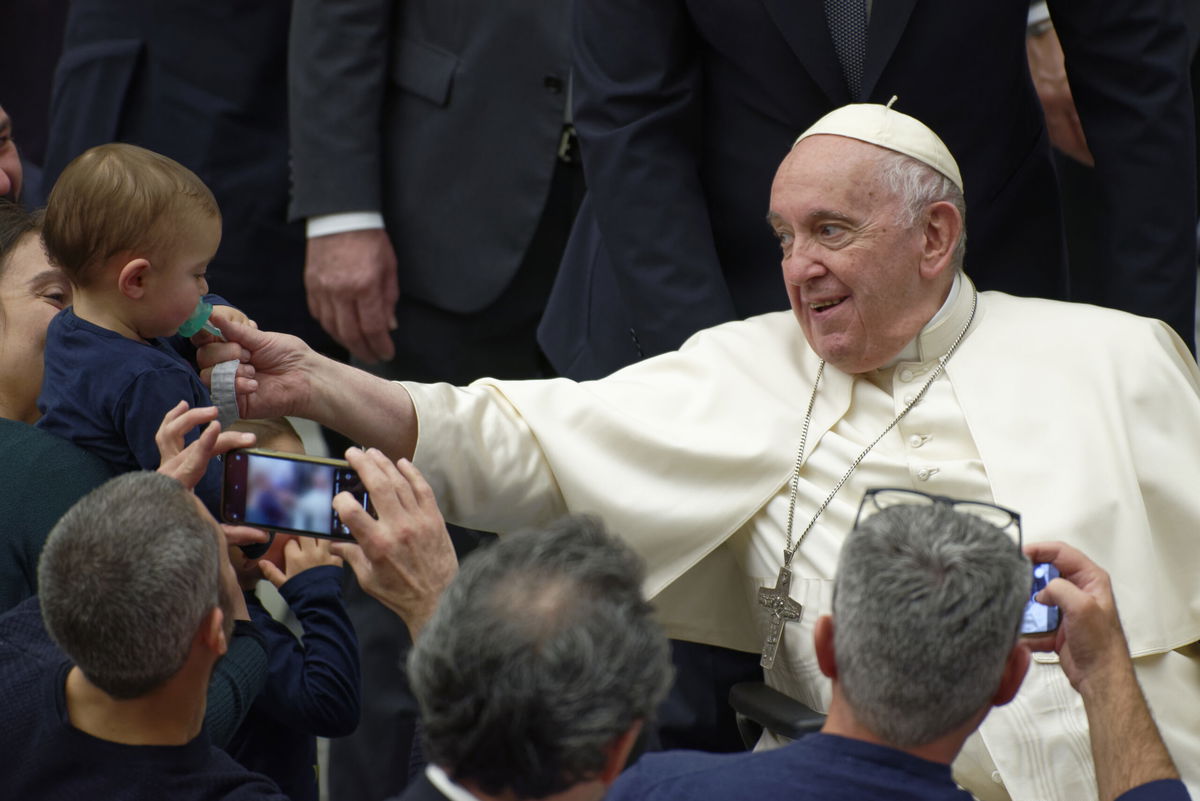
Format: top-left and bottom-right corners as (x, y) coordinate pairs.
(1020, 562), (1061, 636)
(221, 448), (372, 541)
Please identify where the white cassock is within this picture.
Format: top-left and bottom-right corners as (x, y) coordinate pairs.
(404, 274), (1200, 801)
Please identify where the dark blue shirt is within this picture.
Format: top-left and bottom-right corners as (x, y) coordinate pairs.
(37, 304), (223, 512)
(606, 733), (1192, 801)
(0, 600), (285, 799)
(229, 564), (361, 801)
(608, 734), (973, 801)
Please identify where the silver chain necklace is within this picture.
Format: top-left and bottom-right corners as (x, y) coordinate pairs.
(757, 289), (978, 669)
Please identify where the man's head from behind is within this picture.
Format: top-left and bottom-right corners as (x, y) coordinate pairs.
(38, 471), (229, 699)
(819, 501), (1030, 753)
(770, 103), (968, 374)
(409, 516), (673, 799)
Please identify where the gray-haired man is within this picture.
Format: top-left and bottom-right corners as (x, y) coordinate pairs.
(0, 471), (287, 799)
(395, 515), (673, 801)
(604, 496), (1190, 801)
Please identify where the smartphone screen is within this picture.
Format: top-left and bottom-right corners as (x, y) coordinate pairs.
(222, 449), (371, 541)
(1020, 562), (1061, 636)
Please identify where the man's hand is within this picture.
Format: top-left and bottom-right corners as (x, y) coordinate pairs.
(1027, 24), (1094, 166)
(156, 401), (256, 489)
(305, 229), (400, 363)
(1022, 541), (1129, 693)
(259, 535), (344, 588)
(197, 318), (316, 421)
(330, 448), (457, 638)
(188, 306), (258, 348)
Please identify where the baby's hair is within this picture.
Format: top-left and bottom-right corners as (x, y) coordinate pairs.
(43, 143), (219, 286)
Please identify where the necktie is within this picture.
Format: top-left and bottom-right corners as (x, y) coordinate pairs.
(824, 0), (869, 101)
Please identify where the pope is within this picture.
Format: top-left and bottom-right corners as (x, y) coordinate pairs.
(201, 102), (1200, 801)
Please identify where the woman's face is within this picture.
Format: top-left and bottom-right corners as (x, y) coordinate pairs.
(0, 234), (71, 422)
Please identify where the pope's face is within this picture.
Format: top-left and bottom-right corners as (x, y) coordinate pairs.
(768, 135), (946, 374)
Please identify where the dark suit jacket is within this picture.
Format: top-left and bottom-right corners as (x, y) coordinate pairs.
(39, 0), (317, 342)
(287, 0), (571, 316)
(541, 0), (1196, 379)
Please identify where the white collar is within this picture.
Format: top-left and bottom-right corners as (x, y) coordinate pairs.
(885, 271), (975, 367)
(426, 764), (483, 801)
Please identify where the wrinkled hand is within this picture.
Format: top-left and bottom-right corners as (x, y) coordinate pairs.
(259, 535), (343, 588)
(156, 401), (255, 489)
(305, 229), (399, 363)
(330, 448), (457, 637)
(1027, 24), (1093, 166)
(1023, 541), (1131, 694)
(196, 318), (315, 421)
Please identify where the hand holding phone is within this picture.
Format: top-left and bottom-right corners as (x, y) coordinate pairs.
(1022, 541), (1136, 694)
(328, 448), (458, 638)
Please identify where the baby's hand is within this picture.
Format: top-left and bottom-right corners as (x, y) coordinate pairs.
(259, 535), (343, 588)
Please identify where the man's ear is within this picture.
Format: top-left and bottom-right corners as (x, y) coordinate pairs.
(814, 615), (837, 680)
(598, 720), (644, 786)
(197, 606), (228, 658)
(118, 258), (151, 300)
(918, 200), (962, 280)
(991, 641), (1031, 708)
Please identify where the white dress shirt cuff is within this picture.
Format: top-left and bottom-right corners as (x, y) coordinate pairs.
(306, 212), (386, 239)
(1027, 2), (1050, 27)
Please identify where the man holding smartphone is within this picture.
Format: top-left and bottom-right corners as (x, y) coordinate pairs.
(328, 457), (1189, 801)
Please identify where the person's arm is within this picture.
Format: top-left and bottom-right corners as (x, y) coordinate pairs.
(252, 538), (361, 735)
(1049, 0), (1197, 347)
(331, 448), (458, 640)
(196, 319), (419, 460)
(1025, 542), (1186, 801)
(572, 0), (738, 357)
(204, 620), (269, 747)
(1025, 14), (1093, 165)
(288, 0), (398, 362)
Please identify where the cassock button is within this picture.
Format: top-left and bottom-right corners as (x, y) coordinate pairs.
(903, 394), (917, 406)
(899, 368), (914, 382)
(991, 770), (1005, 786)
(908, 434), (925, 448)
(917, 468), (931, 481)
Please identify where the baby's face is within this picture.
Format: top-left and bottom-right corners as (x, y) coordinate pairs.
(142, 213), (221, 337)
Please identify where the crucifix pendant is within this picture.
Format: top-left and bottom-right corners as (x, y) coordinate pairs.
(757, 564), (804, 670)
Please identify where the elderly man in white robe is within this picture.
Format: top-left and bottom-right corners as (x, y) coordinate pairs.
(203, 102), (1200, 801)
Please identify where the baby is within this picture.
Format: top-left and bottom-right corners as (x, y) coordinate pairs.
(37, 143), (248, 509)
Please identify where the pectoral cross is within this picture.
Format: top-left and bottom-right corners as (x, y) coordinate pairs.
(758, 564), (804, 670)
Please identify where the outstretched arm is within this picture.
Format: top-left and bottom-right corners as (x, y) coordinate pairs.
(197, 318), (419, 461)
